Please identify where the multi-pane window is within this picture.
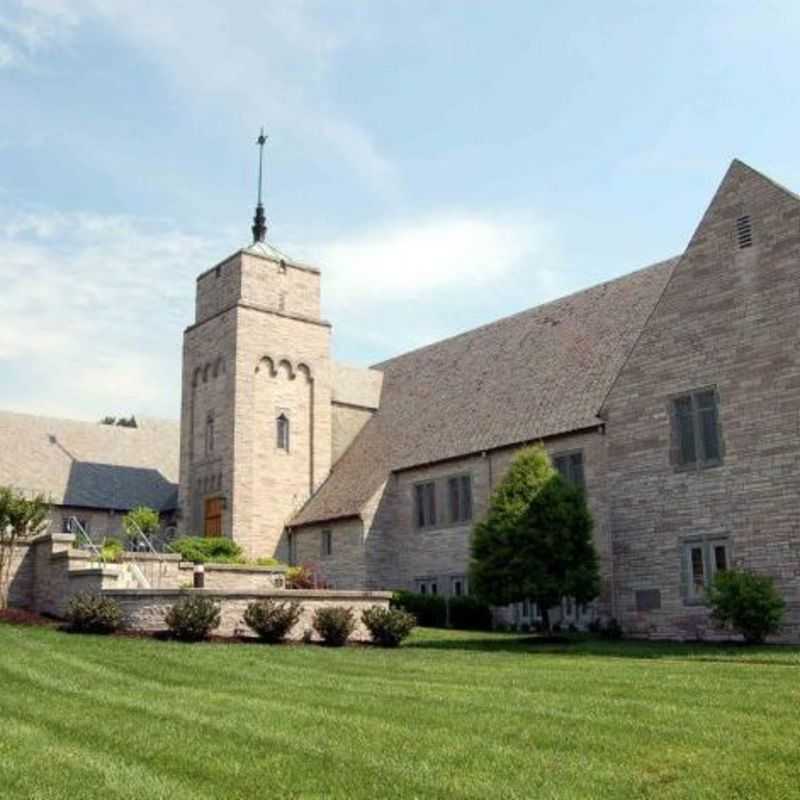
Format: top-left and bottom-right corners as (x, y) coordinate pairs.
(320, 529), (333, 558)
(204, 413), (215, 456)
(416, 579), (438, 595)
(553, 451), (585, 489)
(276, 413), (290, 451)
(672, 389), (722, 468)
(447, 475), (473, 524)
(450, 576), (467, 597)
(682, 538), (730, 603)
(414, 481), (437, 529)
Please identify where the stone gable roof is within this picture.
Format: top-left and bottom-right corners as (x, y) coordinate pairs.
(0, 412), (179, 511)
(291, 256), (679, 527)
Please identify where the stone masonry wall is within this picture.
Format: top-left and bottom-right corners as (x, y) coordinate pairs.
(307, 429), (609, 601)
(105, 588), (392, 641)
(603, 161), (800, 642)
(231, 304), (332, 559)
(293, 517), (367, 589)
(331, 404), (375, 464)
(179, 306), (237, 538)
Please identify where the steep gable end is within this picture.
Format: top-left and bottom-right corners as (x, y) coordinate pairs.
(603, 159), (800, 418)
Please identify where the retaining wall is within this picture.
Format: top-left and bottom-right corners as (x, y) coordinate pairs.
(105, 588), (392, 641)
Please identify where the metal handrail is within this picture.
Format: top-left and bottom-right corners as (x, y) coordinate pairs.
(125, 517), (159, 556)
(68, 516), (104, 566)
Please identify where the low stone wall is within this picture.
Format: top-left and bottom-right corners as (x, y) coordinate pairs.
(177, 563), (287, 591)
(104, 588), (392, 641)
(4, 534), (288, 617)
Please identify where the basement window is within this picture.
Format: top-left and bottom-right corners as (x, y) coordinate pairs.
(736, 215), (753, 249)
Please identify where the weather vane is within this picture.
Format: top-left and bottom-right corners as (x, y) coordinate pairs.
(252, 127), (268, 243)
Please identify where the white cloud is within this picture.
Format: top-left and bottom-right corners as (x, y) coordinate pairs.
(0, 208), (227, 420)
(0, 0), (395, 189)
(0, 205), (567, 419)
(295, 211), (568, 361)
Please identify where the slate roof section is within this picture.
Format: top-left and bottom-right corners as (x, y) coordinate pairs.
(291, 256), (679, 527)
(0, 412), (179, 511)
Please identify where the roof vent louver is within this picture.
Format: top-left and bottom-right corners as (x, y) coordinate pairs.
(736, 215), (753, 249)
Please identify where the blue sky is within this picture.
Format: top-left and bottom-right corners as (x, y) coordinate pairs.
(2, 1), (800, 421)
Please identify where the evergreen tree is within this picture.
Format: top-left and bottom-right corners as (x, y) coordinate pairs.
(470, 445), (600, 630)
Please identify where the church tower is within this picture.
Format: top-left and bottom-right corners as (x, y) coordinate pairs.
(177, 132), (332, 558)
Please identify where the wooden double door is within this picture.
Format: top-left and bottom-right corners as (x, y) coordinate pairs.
(204, 497), (223, 537)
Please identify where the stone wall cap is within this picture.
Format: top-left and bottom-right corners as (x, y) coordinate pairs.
(102, 588), (393, 600)
(70, 566), (120, 577)
(176, 561), (288, 574)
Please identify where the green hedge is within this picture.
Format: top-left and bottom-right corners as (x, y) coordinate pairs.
(391, 591), (447, 628)
(392, 591), (493, 630)
(170, 537), (244, 564)
(447, 595), (493, 631)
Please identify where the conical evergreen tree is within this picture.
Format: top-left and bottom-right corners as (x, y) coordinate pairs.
(470, 444), (599, 629)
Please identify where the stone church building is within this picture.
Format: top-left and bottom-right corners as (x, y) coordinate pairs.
(2, 159), (799, 639)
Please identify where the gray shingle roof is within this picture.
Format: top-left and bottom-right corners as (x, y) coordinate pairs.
(291, 256), (679, 527)
(0, 412), (179, 511)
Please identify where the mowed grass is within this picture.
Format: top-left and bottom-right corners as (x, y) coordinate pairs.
(1, 625), (799, 800)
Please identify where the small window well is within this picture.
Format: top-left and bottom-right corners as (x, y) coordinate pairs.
(736, 215), (753, 249)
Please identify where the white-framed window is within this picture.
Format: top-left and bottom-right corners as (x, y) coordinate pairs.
(682, 537), (731, 604)
(320, 529), (332, 558)
(447, 474), (473, 524)
(414, 481), (437, 529)
(276, 413), (290, 451)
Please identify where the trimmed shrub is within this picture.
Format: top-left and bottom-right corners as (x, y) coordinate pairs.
(391, 590), (447, 628)
(171, 537), (244, 565)
(447, 595), (492, 631)
(362, 606), (415, 647)
(165, 596), (221, 641)
(312, 606), (355, 646)
(708, 569), (785, 644)
(243, 599), (301, 643)
(101, 538), (124, 563)
(65, 592), (122, 634)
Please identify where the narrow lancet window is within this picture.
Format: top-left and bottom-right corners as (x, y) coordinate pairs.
(276, 413), (290, 451)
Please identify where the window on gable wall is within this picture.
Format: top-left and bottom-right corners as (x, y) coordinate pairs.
(447, 475), (473, 524)
(414, 481), (437, 528)
(276, 413), (290, 451)
(553, 451), (585, 489)
(682, 537), (730, 604)
(320, 529), (333, 558)
(672, 389), (722, 469)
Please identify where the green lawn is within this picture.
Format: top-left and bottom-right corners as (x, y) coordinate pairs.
(1, 624), (799, 799)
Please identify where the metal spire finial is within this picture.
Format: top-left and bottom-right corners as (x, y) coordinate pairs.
(252, 127), (268, 243)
